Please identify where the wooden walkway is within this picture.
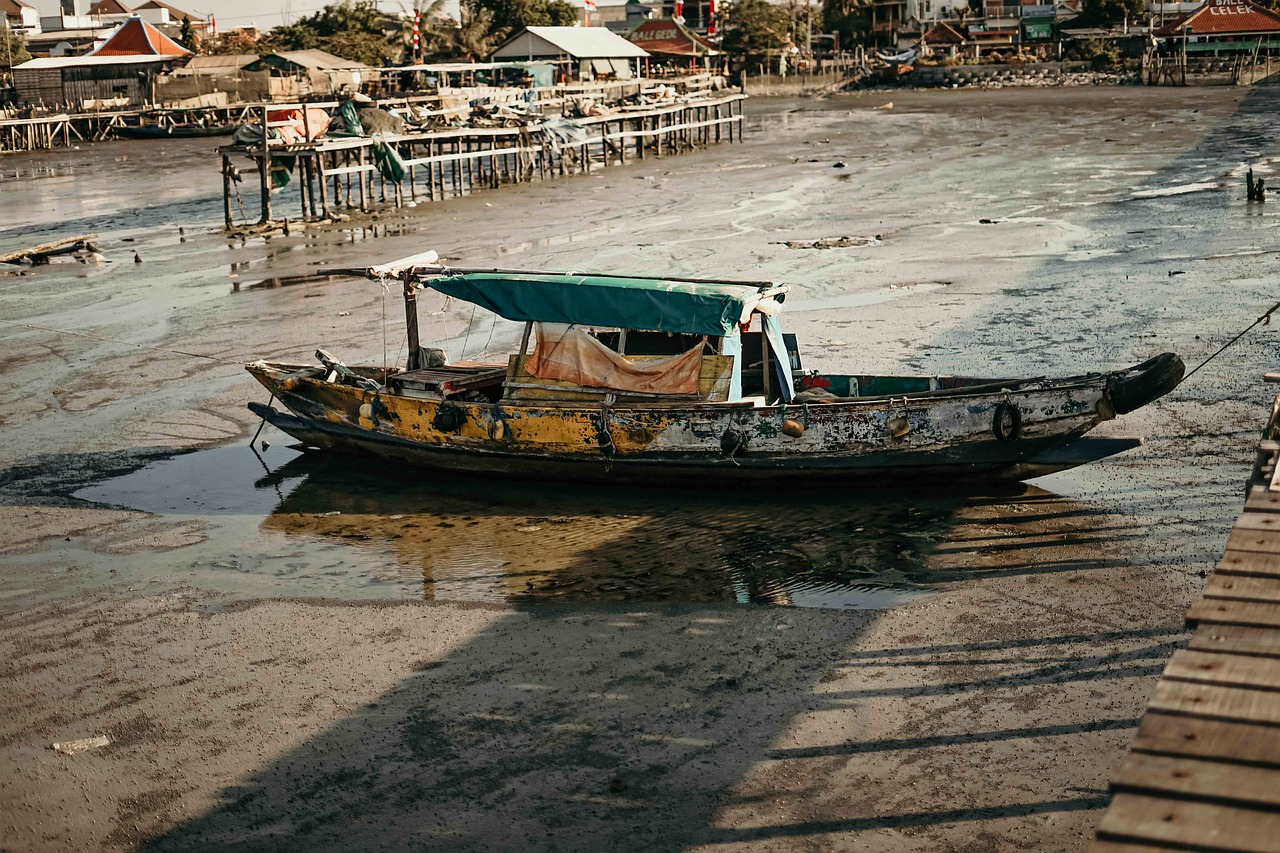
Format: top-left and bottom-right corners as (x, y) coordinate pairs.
(1092, 379), (1280, 852)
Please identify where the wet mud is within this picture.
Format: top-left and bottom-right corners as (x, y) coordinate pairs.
(2, 86), (1279, 851)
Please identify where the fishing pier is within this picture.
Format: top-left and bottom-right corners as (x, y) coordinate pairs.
(1092, 373), (1280, 850)
(217, 92), (746, 230)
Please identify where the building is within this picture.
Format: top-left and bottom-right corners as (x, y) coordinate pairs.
(625, 17), (719, 71)
(2, 0), (42, 34)
(491, 25), (649, 80)
(242, 49), (374, 98)
(1155, 0), (1280, 52)
(11, 15), (185, 105)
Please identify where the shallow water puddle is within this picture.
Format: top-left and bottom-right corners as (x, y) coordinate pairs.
(67, 439), (971, 610)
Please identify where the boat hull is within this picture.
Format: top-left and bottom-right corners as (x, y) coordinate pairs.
(244, 356), (1178, 486)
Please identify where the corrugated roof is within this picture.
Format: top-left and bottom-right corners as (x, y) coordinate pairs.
(172, 53), (257, 74)
(90, 16), (190, 56)
(258, 49), (372, 70)
(13, 53), (171, 69)
(1156, 0), (1280, 34)
(493, 26), (649, 59)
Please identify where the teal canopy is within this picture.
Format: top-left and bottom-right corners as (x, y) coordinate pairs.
(426, 272), (775, 337)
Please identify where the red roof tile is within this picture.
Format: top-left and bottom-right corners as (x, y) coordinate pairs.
(90, 16), (190, 56)
(1156, 0), (1280, 35)
(922, 21), (967, 43)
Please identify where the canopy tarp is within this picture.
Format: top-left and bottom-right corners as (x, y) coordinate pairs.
(426, 272), (779, 337)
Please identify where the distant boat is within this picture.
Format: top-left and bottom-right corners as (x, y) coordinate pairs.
(115, 123), (237, 140)
(245, 250), (1184, 486)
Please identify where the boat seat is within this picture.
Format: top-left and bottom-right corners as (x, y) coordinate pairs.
(388, 364), (508, 398)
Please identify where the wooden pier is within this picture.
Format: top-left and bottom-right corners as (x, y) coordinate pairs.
(1092, 374), (1280, 852)
(218, 93), (746, 230)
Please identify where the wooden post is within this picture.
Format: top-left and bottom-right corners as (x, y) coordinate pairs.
(761, 327), (771, 404)
(357, 145), (368, 212)
(404, 270), (421, 371)
(222, 154), (233, 229)
(258, 104), (272, 224)
(316, 152), (330, 219)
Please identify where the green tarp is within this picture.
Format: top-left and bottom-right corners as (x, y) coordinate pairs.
(426, 273), (770, 337)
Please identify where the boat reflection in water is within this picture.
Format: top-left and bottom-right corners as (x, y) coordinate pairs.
(253, 453), (1002, 609)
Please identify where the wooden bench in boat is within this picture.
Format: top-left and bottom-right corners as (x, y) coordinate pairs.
(502, 354), (734, 403)
(387, 363), (508, 398)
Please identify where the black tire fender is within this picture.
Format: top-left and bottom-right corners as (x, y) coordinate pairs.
(993, 401), (1022, 442)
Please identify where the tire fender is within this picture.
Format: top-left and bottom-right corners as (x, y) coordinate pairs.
(993, 401), (1022, 442)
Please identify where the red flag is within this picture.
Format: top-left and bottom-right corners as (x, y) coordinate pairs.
(674, 0), (683, 20)
(707, 0), (715, 35)
(209, 13), (217, 36)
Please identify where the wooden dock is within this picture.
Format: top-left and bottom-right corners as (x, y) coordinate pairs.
(217, 92), (746, 230)
(1092, 376), (1280, 852)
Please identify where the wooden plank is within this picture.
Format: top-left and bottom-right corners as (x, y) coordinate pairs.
(0, 233), (97, 264)
(1204, 572), (1280, 603)
(1217, 549), (1280, 578)
(1245, 486), (1280, 514)
(1223, 525), (1280, 555)
(1097, 793), (1280, 851)
(1089, 842), (1193, 853)
(1132, 712), (1280, 767)
(1187, 598), (1280, 629)
(1230, 512), (1280, 533)
(1163, 648), (1280, 691)
(1148, 679), (1280, 726)
(1190, 623), (1280, 658)
(1112, 751), (1280, 808)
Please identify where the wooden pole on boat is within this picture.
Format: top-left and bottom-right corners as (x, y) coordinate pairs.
(518, 320), (533, 357)
(404, 269), (421, 371)
(760, 326), (771, 404)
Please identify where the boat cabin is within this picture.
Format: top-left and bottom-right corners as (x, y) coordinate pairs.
(380, 267), (798, 407)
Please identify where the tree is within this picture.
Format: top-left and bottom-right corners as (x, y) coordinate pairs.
(479, 0), (576, 33)
(722, 0), (791, 65)
(1075, 0), (1143, 26)
(178, 15), (198, 51)
(0, 24), (32, 67)
(822, 0), (869, 51)
(419, 0), (508, 60)
(202, 29), (261, 55)
(267, 0), (400, 64)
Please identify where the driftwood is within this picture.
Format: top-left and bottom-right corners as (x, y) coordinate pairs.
(0, 234), (98, 265)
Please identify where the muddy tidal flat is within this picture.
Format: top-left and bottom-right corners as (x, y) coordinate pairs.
(2, 87), (1279, 851)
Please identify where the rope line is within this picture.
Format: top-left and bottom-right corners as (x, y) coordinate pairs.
(0, 318), (241, 364)
(1180, 299), (1280, 386)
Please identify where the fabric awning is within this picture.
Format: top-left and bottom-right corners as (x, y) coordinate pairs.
(426, 272), (784, 337)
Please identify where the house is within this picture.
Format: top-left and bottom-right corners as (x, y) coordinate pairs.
(242, 49), (375, 98)
(625, 17), (719, 71)
(1, 0), (42, 33)
(491, 25), (649, 80)
(1155, 0), (1280, 52)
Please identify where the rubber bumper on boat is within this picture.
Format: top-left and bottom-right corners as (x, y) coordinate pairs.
(1108, 352), (1185, 415)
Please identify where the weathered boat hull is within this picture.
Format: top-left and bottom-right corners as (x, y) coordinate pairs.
(246, 354), (1179, 486)
(249, 400), (1138, 484)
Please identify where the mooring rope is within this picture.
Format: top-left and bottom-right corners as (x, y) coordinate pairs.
(1180, 299), (1280, 386)
(0, 318), (242, 364)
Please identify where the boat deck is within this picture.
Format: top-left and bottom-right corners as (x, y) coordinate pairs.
(1091, 375), (1280, 851)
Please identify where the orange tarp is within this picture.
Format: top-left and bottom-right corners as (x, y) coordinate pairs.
(527, 324), (704, 395)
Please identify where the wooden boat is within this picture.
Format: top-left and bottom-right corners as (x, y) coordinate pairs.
(115, 123), (237, 140)
(246, 251), (1184, 486)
